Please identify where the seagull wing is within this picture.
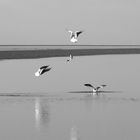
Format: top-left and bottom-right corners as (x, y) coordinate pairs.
(67, 30), (74, 37)
(68, 30), (73, 33)
(40, 67), (51, 75)
(84, 84), (94, 88)
(96, 85), (107, 90)
(101, 84), (107, 87)
(40, 65), (49, 70)
(66, 29), (72, 33)
(75, 31), (83, 37)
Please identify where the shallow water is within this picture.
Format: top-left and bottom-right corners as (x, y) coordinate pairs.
(0, 54), (140, 140)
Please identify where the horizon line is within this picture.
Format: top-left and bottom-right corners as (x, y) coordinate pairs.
(0, 44), (140, 46)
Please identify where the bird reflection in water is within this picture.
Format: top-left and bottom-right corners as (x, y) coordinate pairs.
(35, 98), (50, 129)
(70, 126), (80, 140)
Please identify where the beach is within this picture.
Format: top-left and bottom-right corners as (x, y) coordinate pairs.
(0, 45), (140, 59)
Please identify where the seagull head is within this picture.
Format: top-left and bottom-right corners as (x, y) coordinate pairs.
(35, 71), (40, 77)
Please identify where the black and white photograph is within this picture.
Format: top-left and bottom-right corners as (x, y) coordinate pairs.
(0, 0), (140, 139)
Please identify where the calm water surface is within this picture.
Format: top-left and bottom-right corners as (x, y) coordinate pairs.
(0, 54), (140, 140)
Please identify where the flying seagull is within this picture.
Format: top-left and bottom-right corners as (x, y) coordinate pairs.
(67, 54), (73, 62)
(84, 84), (107, 95)
(66, 29), (83, 43)
(35, 65), (51, 77)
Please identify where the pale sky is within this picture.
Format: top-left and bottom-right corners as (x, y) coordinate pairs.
(0, 0), (140, 45)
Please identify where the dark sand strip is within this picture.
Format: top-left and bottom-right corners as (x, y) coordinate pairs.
(0, 48), (140, 60)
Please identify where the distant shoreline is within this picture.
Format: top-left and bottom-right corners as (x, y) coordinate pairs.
(0, 44), (140, 46)
(0, 48), (140, 60)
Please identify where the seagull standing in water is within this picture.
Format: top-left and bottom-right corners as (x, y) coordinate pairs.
(35, 65), (51, 77)
(66, 30), (83, 43)
(84, 84), (107, 95)
(67, 54), (73, 62)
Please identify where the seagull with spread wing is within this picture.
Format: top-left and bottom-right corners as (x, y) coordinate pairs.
(66, 29), (83, 43)
(84, 83), (107, 95)
(35, 65), (51, 77)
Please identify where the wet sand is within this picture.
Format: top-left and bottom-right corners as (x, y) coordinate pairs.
(0, 48), (140, 59)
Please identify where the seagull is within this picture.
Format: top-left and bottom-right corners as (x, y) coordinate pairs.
(35, 65), (51, 77)
(66, 29), (83, 43)
(67, 54), (73, 62)
(84, 84), (107, 95)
